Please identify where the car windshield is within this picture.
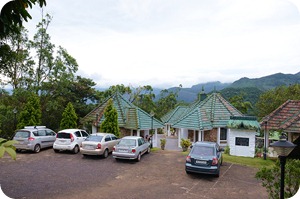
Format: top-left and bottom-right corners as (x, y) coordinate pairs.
(118, 139), (136, 147)
(85, 135), (103, 142)
(14, 131), (30, 138)
(192, 146), (215, 156)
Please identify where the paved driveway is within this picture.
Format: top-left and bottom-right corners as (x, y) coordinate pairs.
(0, 149), (268, 199)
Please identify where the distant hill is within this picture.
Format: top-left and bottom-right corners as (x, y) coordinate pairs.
(230, 72), (300, 91)
(157, 71), (300, 105)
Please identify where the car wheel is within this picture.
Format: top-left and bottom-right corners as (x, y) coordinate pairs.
(215, 170), (220, 178)
(136, 153), (141, 162)
(186, 170), (192, 175)
(73, 145), (79, 154)
(53, 149), (59, 153)
(146, 147), (151, 154)
(16, 149), (21, 153)
(103, 149), (109, 158)
(34, 144), (41, 153)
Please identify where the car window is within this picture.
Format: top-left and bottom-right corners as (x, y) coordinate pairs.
(14, 131), (30, 138)
(46, 130), (55, 136)
(85, 135), (103, 142)
(192, 146), (215, 156)
(105, 136), (112, 142)
(32, 131), (38, 136)
(111, 135), (117, 140)
(75, 131), (81, 137)
(37, 130), (46, 136)
(141, 138), (145, 144)
(138, 138), (143, 146)
(118, 139), (136, 147)
(57, 133), (71, 139)
(81, 131), (89, 137)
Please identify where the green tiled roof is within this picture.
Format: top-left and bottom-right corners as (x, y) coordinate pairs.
(81, 92), (164, 130)
(172, 92), (243, 130)
(227, 116), (260, 131)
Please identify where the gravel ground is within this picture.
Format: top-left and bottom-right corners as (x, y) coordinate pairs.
(0, 148), (268, 199)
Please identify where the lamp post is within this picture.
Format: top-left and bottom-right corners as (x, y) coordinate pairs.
(13, 108), (17, 130)
(263, 121), (267, 160)
(270, 133), (296, 199)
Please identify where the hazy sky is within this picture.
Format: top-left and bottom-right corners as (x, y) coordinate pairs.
(2, 0), (300, 88)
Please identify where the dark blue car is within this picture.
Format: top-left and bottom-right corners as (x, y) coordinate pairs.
(185, 141), (224, 177)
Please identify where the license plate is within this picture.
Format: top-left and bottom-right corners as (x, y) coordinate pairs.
(85, 146), (94, 150)
(196, 160), (207, 164)
(119, 149), (128, 152)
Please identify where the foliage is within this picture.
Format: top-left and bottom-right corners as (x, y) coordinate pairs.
(17, 93), (41, 129)
(256, 159), (300, 199)
(131, 85), (156, 114)
(160, 138), (166, 150)
(0, 138), (18, 160)
(60, 102), (78, 129)
(256, 84), (300, 119)
(100, 99), (120, 137)
(155, 88), (180, 119)
(229, 93), (253, 114)
(180, 138), (191, 151)
(224, 145), (230, 155)
(0, 0), (47, 39)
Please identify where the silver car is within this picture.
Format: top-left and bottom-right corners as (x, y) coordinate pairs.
(80, 133), (119, 158)
(13, 126), (56, 153)
(112, 136), (151, 162)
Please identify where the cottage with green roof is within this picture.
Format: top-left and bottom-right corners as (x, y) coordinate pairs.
(163, 92), (243, 148)
(81, 92), (164, 147)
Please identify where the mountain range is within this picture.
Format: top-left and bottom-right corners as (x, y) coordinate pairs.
(158, 71), (300, 104)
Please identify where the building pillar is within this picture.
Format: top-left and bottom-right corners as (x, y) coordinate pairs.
(137, 129), (140, 137)
(178, 128), (181, 147)
(154, 129), (158, 147)
(193, 130), (196, 142)
(130, 129), (133, 136)
(217, 127), (221, 145)
(198, 131), (201, 141)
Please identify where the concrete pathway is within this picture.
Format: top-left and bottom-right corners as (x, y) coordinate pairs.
(157, 134), (181, 151)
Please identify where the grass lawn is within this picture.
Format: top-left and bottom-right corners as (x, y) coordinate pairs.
(223, 154), (276, 168)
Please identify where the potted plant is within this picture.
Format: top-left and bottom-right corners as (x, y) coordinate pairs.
(160, 138), (166, 150)
(180, 138), (191, 152)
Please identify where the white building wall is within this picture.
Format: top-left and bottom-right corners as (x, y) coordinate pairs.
(229, 129), (256, 158)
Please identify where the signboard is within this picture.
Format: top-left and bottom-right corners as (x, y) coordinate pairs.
(235, 137), (249, 146)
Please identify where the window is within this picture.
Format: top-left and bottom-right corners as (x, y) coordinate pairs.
(46, 130), (55, 136)
(235, 137), (249, 146)
(85, 135), (103, 142)
(111, 135), (117, 140)
(138, 139), (143, 146)
(81, 131), (89, 137)
(75, 131), (81, 137)
(192, 146), (215, 156)
(220, 128), (227, 140)
(105, 136), (112, 142)
(37, 130), (46, 136)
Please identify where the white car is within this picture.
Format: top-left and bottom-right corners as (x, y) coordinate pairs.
(53, 129), (89, 154)
(80, 133), (119, 158)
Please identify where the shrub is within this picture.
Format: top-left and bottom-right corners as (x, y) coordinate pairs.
(256, 159), (300, 198)
(0, 138), (18, 160)
(180, 138), (191, 151)
(224, 145), (230, 155)
(160, 138), (166, 150)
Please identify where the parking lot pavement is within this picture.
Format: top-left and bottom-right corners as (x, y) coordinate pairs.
(0, 149), (268, 199)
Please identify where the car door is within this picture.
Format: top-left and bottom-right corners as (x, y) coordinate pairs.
(104, 135), (113, 152)
(137, 138), (147, 154)
(46, 129), (56, 147)
(37, 130), (47, 148)
(80, 130), (89, 144)
(111, 135), (119, 148)
(74, 131), (83, 145)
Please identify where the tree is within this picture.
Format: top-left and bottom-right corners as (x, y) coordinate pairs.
(60, 102), (78, 129)
(0, 0), (47, 39)
(131, 85), (155, 114)
(17, 93), (41, 129)
(155, 88), (179, 119)
(0, 26), (34, 89)
(30, 13), (55, 92)
(100, 99), (120, 137)
(229, 93), (253, 115)
(256, 84), (300, 119)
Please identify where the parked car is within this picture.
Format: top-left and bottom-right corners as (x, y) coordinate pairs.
(13, 126), (56, 153)
(53, 129), (89, 154)
(80, 133), (119, 158)
(112, 136), (150, 162)
(185, 141), (224, 177)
